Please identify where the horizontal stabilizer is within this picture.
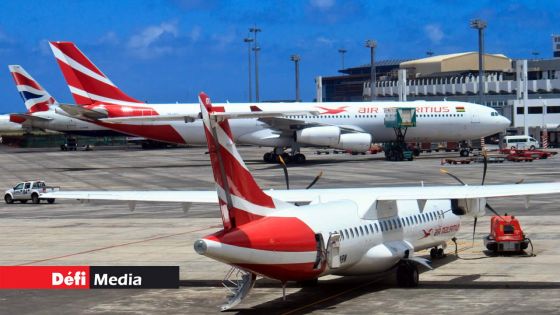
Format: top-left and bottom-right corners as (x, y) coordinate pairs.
(10, 113), (52, 123)
(57, 104), (108, 120)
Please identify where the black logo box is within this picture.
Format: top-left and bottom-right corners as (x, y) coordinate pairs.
(90, 266), (179, 289)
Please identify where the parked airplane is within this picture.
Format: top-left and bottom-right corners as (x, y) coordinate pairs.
(8, 65), (126, 137)
(0, 114), (22, 133)
(42, 92), (560, 310)
(49, 41), (510, 163)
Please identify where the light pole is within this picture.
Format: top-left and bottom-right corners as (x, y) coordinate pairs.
(249, 26), (261, 102)
(291, 54), (301, 102)
(365, 40), (377, 101)
(338, 48), (347, 70)
(470, 19), (487, 105)
(243, 37), (253, 102)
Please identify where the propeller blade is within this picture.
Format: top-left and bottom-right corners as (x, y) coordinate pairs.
(440, 169), (466, 186)
(278, 155), (290, 190)
(481, 150), (488, 185)
(485, 203), (504, 220)
(472, 216), (477, 247)
(306, 171), (323, 190)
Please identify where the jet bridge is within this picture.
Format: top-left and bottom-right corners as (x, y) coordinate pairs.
(383, 107), (417, 161)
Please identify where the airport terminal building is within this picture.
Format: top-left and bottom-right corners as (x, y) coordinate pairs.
(319, 39), (560, 146)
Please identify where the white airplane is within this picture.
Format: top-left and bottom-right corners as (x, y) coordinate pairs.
(8, 65), (127, 137)
(49, 41), (510, 162)
(43, 92), (560, 311)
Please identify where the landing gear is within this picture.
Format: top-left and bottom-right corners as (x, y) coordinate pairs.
(430, 247), (445, 259)
(263, 148), (307, 164)
(459, 149), (470, 157)
(396, 261), (419, 288)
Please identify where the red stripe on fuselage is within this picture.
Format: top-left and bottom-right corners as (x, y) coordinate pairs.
(95, 121), (186, 144)
(235, 262), (322, 281)
(205, 216), (317, 252)
(82, 103), (158, 118)
(11, 72), (41, 90)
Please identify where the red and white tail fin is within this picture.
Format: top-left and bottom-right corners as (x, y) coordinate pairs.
(199, 92), (289, 230)
(49, 41), (142, 105)
(8, 65), (57, 113)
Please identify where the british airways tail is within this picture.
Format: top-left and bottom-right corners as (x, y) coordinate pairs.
(8, 65), (57, 113)
(199, 92), (289, 230)
(48, 41), (142, 106)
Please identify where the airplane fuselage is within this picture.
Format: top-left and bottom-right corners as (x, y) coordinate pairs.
(197, 198), (461, 281)
(76, 100), (510, 146)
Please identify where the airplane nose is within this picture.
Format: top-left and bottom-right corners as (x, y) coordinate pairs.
(499, 115), (511, 128)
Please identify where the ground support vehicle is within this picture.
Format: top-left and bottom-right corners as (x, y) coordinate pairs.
(4, 181), (59, 204)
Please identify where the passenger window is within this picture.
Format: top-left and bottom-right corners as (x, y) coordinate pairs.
(374, 223), (379, 232)
(359, 226), (364, 236)
(398, 219), (402, 228)
(24, 183), (31, 189)
(414, 216), (418, 224)
(354, 227), (359, 236)
(350, 229), (354, 238)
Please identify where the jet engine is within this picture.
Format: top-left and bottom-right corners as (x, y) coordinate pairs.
(296, 126), (372, 152)
(451, 198), (486, 218)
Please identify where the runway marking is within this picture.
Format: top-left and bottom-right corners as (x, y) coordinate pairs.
(281, 277), (383, 315)
(17, 225), (220, 266)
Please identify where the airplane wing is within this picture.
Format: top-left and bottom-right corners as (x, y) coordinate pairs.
(373, 182), (560, 201)
(40, 189), (318, 204)
(257, 116), (366, 134)
(40, 182), (560, 205)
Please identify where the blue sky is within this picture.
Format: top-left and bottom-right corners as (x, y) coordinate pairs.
(0, 0), (559, 113)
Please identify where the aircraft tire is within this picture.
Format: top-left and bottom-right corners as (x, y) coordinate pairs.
(397, 262), (419, 288)
(294, 153), (306, 164)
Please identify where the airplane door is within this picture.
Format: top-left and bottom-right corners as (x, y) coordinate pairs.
(313, 233), (326, 270)
(326, 233), (341, 269)
(471, 113), (480, 123)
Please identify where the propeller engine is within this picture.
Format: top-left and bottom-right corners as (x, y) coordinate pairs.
(441, 150), (505, 245)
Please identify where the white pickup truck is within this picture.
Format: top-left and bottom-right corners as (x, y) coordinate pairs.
(4, 181), (59, 204)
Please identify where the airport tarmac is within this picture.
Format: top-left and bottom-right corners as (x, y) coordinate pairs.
(1, 145), (560, 314)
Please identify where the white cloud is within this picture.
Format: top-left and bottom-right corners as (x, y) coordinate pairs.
(424, 24), (444, 44)
(189, 26), (202, 42)
(316, 36), (335, 46)
(127, 21), (179, 58)
(34, 39), (51, 56)
(211, 32), (235, 50)
(310, 0), (335, 10)
(97, 31), (120, 45)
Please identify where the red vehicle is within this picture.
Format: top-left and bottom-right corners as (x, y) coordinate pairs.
(484, 215), (529, 253)
(500, 148), (553, 160)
